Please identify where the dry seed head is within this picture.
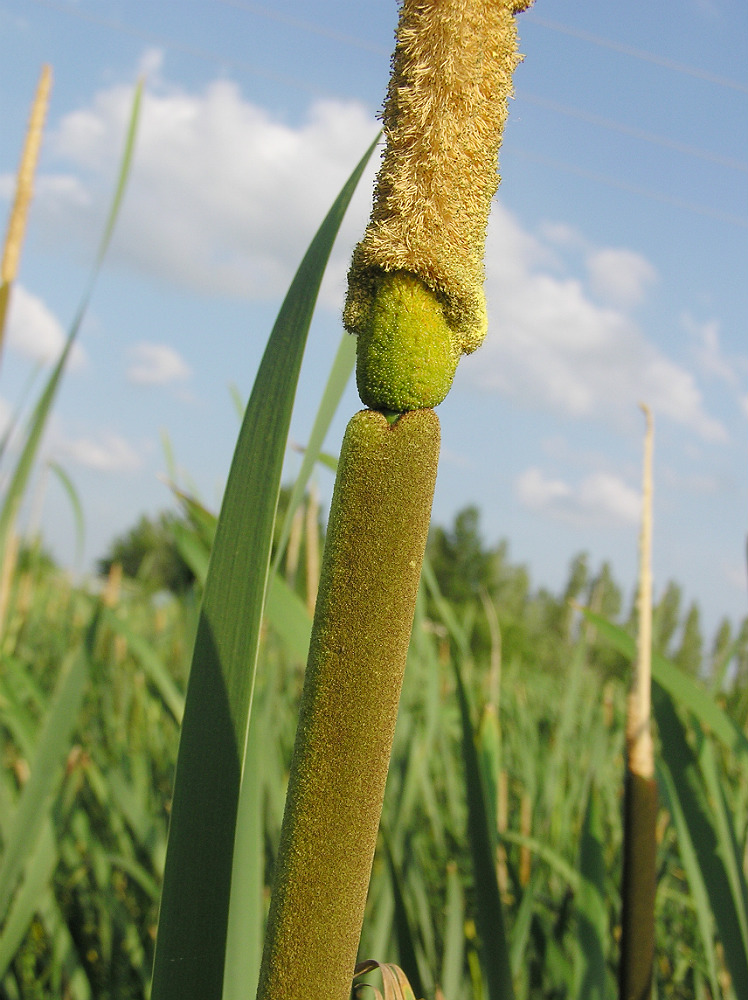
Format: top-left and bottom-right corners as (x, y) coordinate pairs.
(1, 65), (52, 285)
(345, 0), (532, 409)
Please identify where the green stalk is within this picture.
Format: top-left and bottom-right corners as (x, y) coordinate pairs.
(256, 409), (439, 1000)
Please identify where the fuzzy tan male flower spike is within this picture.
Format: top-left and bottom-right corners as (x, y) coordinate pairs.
(345, 0), (534, 412)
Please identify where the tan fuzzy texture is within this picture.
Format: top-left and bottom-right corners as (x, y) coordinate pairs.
(1, 65), (52, 285)
(256, 408), (440, 1000)
(345, 0), (532, 357)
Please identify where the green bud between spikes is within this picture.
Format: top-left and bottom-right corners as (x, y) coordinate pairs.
(356, 271), (460, 412)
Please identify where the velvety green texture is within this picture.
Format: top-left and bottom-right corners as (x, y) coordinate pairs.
(355, 271), (459, 411)
(619, 771), (657, 1000)
(256, 408), (440, 1000)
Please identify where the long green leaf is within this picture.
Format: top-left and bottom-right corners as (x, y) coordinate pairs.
(453, 654), (515, 1000)
(0, 622), (95, 915)
(653, 683), (748, 991)
(47, 461), (85, 565)
(575, 782), (606, 1000)
(382, 832), (427, 1000)
(100, 606), (185, 724)
(0, 821), (58, 979)
(655, 763), (721, 996)
(150, 135), (378, 1000)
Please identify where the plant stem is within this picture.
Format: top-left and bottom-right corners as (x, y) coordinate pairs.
(619, 403), (657, 1000)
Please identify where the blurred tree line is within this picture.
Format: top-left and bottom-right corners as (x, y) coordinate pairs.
(97, 499), (748, 693)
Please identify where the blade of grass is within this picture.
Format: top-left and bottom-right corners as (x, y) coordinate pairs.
(150, 135), (378, 1000)
(655, 761), (721, 997)
(0, 616), (96, 916)
(100, 606), (185, 724)
(453, 652), (515, 1000)
(697, 736), (748, 959)
(47, 461), (85, 565)
(382, 832), (427, 1000)
(0, 820), (58, 979)
(440, 861), (465, 1000)
(222, 689), (266, 1000)
(653, 682), (748, 991)
(576, 782), (607, 1000)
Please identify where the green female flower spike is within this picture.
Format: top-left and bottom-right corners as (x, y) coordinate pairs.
(345, 0), (533, 411)
(256, 408), (440, 1000)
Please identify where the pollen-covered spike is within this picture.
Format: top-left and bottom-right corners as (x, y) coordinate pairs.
(345, 0), (533, 412)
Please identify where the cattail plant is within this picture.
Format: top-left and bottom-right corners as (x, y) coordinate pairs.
(619, 403), (657, 1000)
(256, 3), (533, 999)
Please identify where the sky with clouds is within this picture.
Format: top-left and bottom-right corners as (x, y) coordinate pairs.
(0, 0), (746, 640)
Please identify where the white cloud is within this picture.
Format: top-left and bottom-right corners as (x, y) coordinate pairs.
(516, 466), (640, 526)
(585, 247), (657, 307)
(4, 284), (86, 369)
(740, 395), (748, 421)
(516, 466), (571, 508)
(60, 431), (142, 472)
(474, 204), (725, 442)
(39, 71), (378, 305)
(127, 341), (191, 385)
(684, 313), (747, 387)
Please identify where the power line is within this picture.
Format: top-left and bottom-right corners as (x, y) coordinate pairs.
(22, 0), (748, 224)
(524, 13), (748, 94)
(516, 91), (748, 173)
(213, 0), (390, 58)
(506, 146), (748, 228)
(29, 0), (335, 99)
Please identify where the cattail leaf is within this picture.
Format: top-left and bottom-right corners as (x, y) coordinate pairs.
(100, 607), (184, 724)
(653, 682), (748, 991)
(355, 961), (419, 1000)
(0, 821), (58, 979)
(697, 737), (748, 958)
(382, 833), (427, 1000)
(150, 135), (378, 1000)
(47, 461), (85, 565)
(440, 861), (465, 1000)
(575, 782), (607, 1000)
(0, 620), (95, 917)
(656, 760), (721, 996)
(452, 654), (514, 1000)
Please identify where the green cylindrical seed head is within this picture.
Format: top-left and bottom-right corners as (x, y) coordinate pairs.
(256, 408), (440, 1000)
(356, 270), (459, 411)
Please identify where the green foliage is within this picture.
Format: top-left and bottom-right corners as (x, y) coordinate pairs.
(1, 516), (746, 999)
(98, 512), (195, 594)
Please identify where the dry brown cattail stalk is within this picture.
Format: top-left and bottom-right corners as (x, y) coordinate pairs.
(619, 402), (657, 1000)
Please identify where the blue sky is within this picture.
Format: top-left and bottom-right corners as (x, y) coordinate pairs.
(0, 0), (746, 641)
